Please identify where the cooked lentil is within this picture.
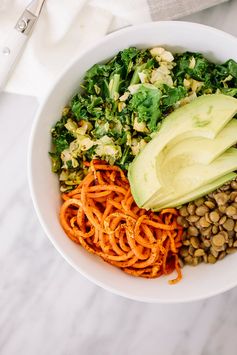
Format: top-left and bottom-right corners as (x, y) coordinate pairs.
(178, 177), (237, 266)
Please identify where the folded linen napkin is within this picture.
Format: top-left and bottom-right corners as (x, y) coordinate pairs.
(0, 0), (228, 98)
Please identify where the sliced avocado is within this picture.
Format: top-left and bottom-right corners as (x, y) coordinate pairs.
(152, 172), (236, 211)
(143, 119), (237, 209)
(128, 94), (237, 207)
(148, 148), (237, 209)
(152, 119), (237, 199)
(160, 119), (237, 167)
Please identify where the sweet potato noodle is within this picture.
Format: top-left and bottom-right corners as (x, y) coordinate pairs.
(60, 161), (183, 284)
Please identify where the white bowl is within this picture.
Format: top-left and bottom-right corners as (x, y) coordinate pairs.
(28, 21), (237, 303)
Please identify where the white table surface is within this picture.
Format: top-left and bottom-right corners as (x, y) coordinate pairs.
(1, 1), (237, 354)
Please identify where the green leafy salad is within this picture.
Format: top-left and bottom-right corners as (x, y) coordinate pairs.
(50, 47), (237, 191)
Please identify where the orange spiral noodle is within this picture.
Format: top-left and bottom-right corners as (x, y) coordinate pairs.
(60, 161), (184, 284)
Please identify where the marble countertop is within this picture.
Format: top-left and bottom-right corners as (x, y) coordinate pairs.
(1, 1), (237, 354)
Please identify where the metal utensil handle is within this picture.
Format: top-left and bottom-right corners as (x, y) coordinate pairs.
(0, 9), (37, 92)
(0, 29), (28, 92)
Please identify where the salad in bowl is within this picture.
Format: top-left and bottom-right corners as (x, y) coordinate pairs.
(29, 21), (237, 302)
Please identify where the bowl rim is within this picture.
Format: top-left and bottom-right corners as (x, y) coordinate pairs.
(28, 20), (237, 303)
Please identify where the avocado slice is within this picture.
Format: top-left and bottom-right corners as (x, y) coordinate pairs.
(145, 119), (237, 207)
(152, 172), (236, 211)
(148, 148), (237, 209)
(159, 119), (237, 167)
(128, 94), (237, 207)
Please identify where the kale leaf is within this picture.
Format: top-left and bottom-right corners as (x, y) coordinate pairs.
(51, 116), (74, 154)
(173, 52), (212, 85)
(129, 85), (162, 132)
(161, 85), (187, 111)
(226, 59), (237, 78)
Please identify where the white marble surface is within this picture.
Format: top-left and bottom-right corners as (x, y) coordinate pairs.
(1, 1), (237, 354)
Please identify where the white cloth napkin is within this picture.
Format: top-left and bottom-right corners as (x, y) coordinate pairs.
(0, 0), (228, 99)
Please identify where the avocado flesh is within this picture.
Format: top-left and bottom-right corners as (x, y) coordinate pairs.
(128, 94), (237, 207)
(146, 148), (237, 209)
(144, 119), (237, 208)
(159, 119), (237, 167)
(152, 172), (236, 211)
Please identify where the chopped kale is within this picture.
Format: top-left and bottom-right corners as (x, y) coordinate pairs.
(50, 47), (237, 190)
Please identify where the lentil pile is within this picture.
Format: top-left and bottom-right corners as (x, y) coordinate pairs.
(178, 178), (237, 266)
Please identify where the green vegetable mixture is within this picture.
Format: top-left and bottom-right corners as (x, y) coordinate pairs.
(50, 47), (237, 191)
